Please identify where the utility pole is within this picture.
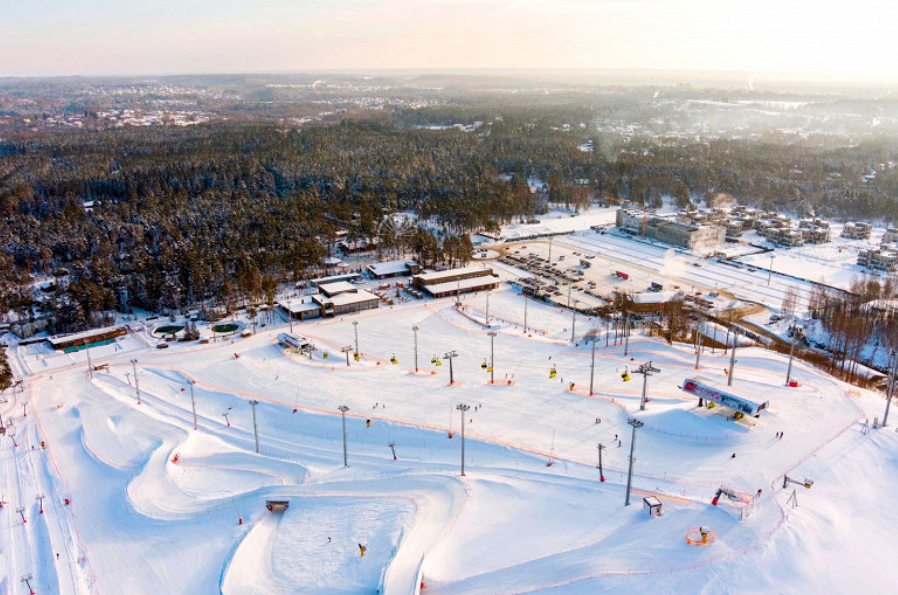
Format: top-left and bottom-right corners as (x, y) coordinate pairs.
(187, 379), (198, 431)
(352, 321), (359, 356)
(768, 254), (775, 287)
(634, 361), (660, 410)
(130, 359), (141, 405)
(444, 350), (458, 385)
(412, 325), (419, 372)
(548, 236), (553, 263)
(488, 331), (497, 384)
(457, 403), (470, 476)
(883, 349), (897, 428)
(624, 418), (644, 506)
(728, 335), (738, 387)
(248, 400), (260, 454)
(567, 280), (572, 309)
(785, 337), (797, 386)
(596, 443), (606, 482)
(586, 335), (599, 395)
(341, 345), (353, 367)
(523, 294), (529, 333)
(338, 405), (350, 467)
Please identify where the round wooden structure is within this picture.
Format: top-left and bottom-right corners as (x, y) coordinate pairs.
(685, 527), (716, 546)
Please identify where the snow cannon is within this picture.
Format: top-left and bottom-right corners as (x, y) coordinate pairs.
(621, 372), (631, 382)
(354, 352), (360, 362)
(323, 352), (329, 359)
(390, 354), (398, 365)
(549, 366), (557, 379)
(481, 360), (488, 370)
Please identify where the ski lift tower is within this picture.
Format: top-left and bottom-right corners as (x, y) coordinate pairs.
(634, 361), (660, 410)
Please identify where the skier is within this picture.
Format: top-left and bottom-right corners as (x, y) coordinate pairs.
(731, 453), (736, 458)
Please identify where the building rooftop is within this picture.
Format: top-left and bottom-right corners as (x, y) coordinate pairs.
(317, 289), (380, 307)
(277, 297), (323, 314)
(367, 260), (417, 276)
(423, 275), (499, 295)
(415, 266), (492, 283)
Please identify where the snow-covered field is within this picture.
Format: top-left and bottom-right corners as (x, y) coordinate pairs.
(2, 291), (896, 595)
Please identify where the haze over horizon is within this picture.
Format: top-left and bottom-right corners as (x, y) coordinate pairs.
(3, 0), (897, 83)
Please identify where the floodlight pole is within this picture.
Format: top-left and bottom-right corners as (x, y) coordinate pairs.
(883, 349), (897, 428)
(444, 350), (458, 384)
(352, 321), (359, 355)
(596, 443), (606, 482)
(624, 419), (644, 506)
(86, 346), (93, 379)
(130, 359), (141, 405)
(248, 400), (260, 453)
(457, 403), (470, 475)
(768, 254), (775, 287)
(785, 338), (797, 386)
(412, 325), (419, 372)
(485, 291), (490, 326)
(571, 309), (577, 343)
(567, 281), (572, 309)
(488, 331), (497, 384)
(338, 405), (350, 467)
(728, 337), (737, 386)
(587, 335), (599, 395)
(624, 313), (630, 356)
(188, 379), (198, 430)
(523, 295), (529, 333)
(695, 317), (703, 370)
(548, 236), (553, 262)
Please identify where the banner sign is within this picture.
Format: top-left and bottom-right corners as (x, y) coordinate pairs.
(682, 377), (769, 416)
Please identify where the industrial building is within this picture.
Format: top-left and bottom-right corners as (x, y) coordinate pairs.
(616, 209), (725, 250)
(412, 267), (499, 298)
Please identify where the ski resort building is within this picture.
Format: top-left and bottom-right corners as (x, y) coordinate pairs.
(366, 260), (420, 279)
(277, 297), (323, 321)
(312, 289), (380, 316)
(413, 267), (499, 298)
(47, 325), (129, 352)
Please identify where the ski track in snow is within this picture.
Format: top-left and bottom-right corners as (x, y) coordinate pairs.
(1, 289), (894, 595)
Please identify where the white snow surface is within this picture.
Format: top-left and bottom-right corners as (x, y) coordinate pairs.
(1, 291), (896, 595)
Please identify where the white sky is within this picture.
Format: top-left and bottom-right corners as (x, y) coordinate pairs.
(2, 0), (897, 81)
